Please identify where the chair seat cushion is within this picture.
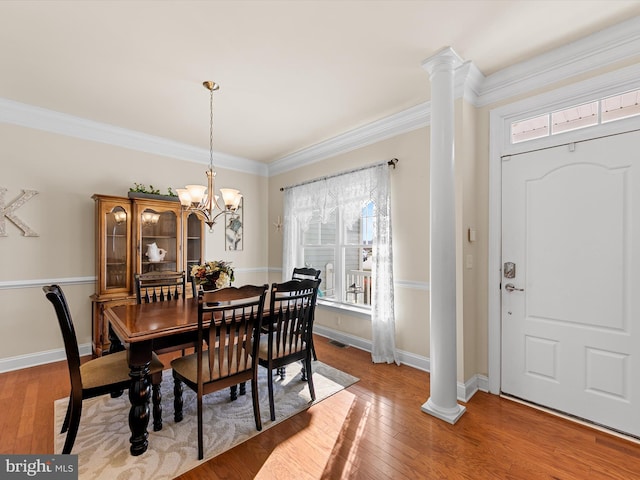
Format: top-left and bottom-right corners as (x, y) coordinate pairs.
(171, 347), (252, 383)
(81, 350), (164, 390)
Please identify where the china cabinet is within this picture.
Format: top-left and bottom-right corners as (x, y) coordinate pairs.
(185, 211), (203, 276)
(91, 194), (204, 355)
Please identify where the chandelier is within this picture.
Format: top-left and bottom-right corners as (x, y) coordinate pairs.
(176, 81), (242, 231)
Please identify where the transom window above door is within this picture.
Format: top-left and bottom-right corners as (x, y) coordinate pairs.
(511, 88), (640, 144)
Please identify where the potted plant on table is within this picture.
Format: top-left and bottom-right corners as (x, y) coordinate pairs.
(191, 260), (235, 291)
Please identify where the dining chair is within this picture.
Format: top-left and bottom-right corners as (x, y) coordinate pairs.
(258, 278), (321, 421)
(291, 266), (321, 281)
(190, 273), (244, 401)
(291, 267), (322, 361)
(135, 271), (197, 356)
(171, 284), (268, 460)
(135, 270), (187, 303)
(43, 284), (165, 454)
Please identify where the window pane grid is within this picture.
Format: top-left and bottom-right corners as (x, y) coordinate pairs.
(301, 202), (374, 308)
(602, 89), (640, 123)
(551, 101), (598, 135)
(511, 114), (549, 144)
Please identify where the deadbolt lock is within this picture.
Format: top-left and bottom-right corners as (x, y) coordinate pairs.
(504, 262), (516, 279)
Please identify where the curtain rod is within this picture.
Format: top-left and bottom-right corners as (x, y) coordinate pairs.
(279, 158), (398, 192)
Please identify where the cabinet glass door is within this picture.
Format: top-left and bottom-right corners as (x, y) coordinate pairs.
(105, 206), (129, 289)
(139, 208), (179, 274)
(185, 212), (203, 281)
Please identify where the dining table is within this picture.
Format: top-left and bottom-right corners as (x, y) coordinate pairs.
(104, 297), (206, 456)
(104, 289), (311, 456)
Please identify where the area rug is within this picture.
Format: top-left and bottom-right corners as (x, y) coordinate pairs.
(54, 361), (358, 480)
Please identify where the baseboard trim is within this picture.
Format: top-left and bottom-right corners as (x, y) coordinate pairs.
(314, 324), (483, 402)
(0, 343), (92, 373)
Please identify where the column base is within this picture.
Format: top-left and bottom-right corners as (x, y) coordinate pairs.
(421, 397), (466, 424)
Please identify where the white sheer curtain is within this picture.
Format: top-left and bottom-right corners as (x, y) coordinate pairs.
(282, 163), (398, 364)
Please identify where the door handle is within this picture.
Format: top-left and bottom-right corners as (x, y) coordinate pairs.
(504, 283), (524, 292)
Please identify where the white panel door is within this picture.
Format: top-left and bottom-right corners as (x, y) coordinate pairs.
(501, 130), (640, 436)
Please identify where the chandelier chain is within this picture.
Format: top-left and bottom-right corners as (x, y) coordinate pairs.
(209, 87), (214, 170)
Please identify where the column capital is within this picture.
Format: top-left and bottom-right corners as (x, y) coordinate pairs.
(421, 46), (464, 76)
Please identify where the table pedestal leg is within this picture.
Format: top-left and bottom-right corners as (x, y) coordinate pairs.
(128, 362), (150, 456)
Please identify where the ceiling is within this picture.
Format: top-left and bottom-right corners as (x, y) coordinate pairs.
(1, 1), (639, 165)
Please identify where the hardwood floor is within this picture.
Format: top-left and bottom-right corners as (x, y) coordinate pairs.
(2, 336), (640, 478)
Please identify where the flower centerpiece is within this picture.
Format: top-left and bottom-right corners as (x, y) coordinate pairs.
(191, 260), (235, 290)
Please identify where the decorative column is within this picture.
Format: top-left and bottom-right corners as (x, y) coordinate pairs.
(420, 47), (466, 424)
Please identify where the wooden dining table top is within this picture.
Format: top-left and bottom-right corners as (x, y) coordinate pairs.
(105, 297), (273, 344)
(105, 298), (202, 343)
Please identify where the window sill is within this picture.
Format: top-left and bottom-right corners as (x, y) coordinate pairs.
(317, 299), (372, 319)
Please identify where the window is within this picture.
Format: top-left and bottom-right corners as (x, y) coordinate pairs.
(511, 114), (549, 143)
(551, 100), (598, 135)
(301, 201), (374, 307)
(282, 162), (398, 363)
(510, 88), (640, 144)
(602, 89), (640, 123)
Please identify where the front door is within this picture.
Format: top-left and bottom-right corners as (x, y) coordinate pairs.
(501, 130), (640, 437)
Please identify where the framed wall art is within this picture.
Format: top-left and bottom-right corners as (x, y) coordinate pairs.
(225, 198), (243, 251)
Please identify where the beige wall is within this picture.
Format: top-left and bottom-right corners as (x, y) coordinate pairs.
(0, 123), (268, 361)
(456, 98), (482, 381)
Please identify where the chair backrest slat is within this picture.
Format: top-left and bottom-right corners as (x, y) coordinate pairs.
(197, 284), (268, 383)
(135, 271), (187, 304)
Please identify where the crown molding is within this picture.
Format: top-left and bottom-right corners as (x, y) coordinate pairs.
(268, 102), (430, 176)
(476, 15), (640, 107)
(456, 60), (485, 105)
(0, 98), (268, 177)
(269, 57), (484, 177)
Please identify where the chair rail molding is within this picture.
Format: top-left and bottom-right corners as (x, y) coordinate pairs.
(0, 276), (95, 290)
